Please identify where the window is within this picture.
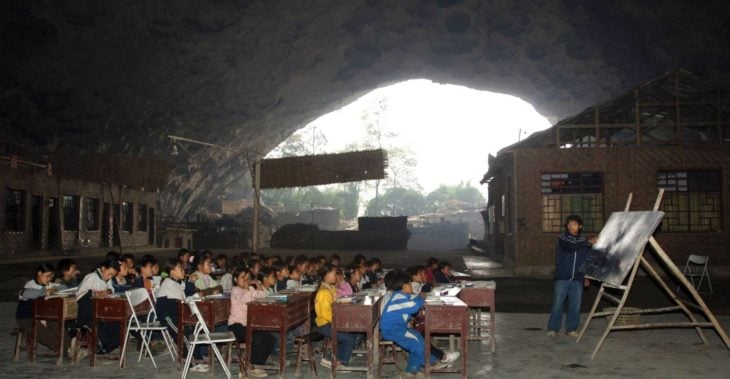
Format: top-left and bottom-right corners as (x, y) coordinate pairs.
(122, 201), (133, 232)
(137, 204), (148, 232)
(63, 195), (79, 231)
(85, 198), (99, 231)
(658, 171), (721, 232)
(5, 189), (25, 231)
(541, 172), (604, 233)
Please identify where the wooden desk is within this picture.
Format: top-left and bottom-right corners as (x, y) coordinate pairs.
(331, 295), (381, 379)
(90, 295), (150, 367)
(458, 281), (496, 352)
(176, 297), (231, 363)
(424, 297), (468, 378)
(31, 296), (77, 365)
(247, 293), (310, 378)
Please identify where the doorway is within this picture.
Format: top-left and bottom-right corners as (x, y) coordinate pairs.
(47, 197), (61, 250)
(31, 196), (43, 250)
(148, 208), (155, 245)
(102, 203), (110, 247)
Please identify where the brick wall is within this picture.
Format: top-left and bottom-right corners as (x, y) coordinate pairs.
(506, 146), (730, 275)
(1, 161), (159, 256)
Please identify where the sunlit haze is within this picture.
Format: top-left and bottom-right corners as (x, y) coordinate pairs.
(271, 79), (551, 198)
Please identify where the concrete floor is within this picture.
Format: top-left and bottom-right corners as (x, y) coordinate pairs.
(1, 248), (729, 377)
(1, 309), (728, 378)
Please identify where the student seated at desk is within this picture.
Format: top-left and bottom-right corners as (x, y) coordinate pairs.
(425, 257), (439, 284)
(76, 258), (119, 355)
(286, 265), (301, 289)
(336, 266), (361, 297)
(272, 260), (289, 292)
(248, 259), (263, 279)
(315, 264), (358, 370)
(156, 259), (196, 337)
(363, 258), (381, 286)
(380, 270), (459, 377)
(407, 265), (431, 294)
(134, 255), (157, 292)
(121, 253), (138, 282)
(227, 267), (273, 378)
(329, 254), (342, 268)
(111, 260), (133, 293)
(189, 253), (223, 296)
(16, 263), (70, 353)
(293, 255), (312, 285)
(306, 257), (321, 284)
(177, 248), (192, 276)
(256, 268), (277, 295)
(55, 258), (79, 289)
(433, 261), (454, 284)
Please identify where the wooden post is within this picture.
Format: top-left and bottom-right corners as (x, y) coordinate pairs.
(252, 158), (262, 253)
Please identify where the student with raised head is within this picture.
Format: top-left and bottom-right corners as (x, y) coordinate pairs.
(306, 257), (321, 283)
(329, 254), (342, 267)
(286, 265), (302, 289)
(17, 263), (69, 353)
(55, 258), (79, 288)
(155, 258), (202, 370)
(76, 258), (119, 355)
(156, 258), (192, 336)
(111, 259), (133, 293)
(293, 255), (311, 285)
(248, 259), (263, 278)
(134, 254), (157, 291)
(424, 257), (439, 284)
(271, 260), (289, 292)
(257, 267), (277, 296)
(547, 214), (595, 338)
(363, 258), (382, 288)
(406, 265), (429, 294)
(213, 254), (228, 273)
(227, 267), (273, 378)
(336, 266), (361, 297)
(177, 248), (192, 275)
(433, 261), (454, 284)
(380, 270), (459, 377)
(190, 253), (223, 296)
(315, 263), (358, 370)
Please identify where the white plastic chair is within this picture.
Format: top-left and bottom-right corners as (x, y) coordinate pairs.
(121, 288), (177, 369)
(679, 254), (713, 294)
(181, 298), (236, 379)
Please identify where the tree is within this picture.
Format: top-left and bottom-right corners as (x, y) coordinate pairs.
(365, 187), (426, 216)
(425, 182), (485, 212)
(267, 125), (328, 158)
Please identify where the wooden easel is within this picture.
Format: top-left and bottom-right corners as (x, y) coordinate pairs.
(577, 190), (730, 359)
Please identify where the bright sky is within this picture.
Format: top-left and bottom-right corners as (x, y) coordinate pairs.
(272, 79), (551, 198)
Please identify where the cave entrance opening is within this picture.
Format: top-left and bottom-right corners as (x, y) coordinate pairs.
(261, 79), (551, 232)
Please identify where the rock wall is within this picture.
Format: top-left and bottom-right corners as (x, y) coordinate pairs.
(2, 0), (729, 218)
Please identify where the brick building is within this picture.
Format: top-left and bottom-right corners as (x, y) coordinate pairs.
(481, 69), (730, 275)
(1, 150), (171, 256)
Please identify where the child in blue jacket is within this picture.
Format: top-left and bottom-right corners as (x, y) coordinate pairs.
(547, 214), (596, 337)
(380, 270), (459, 376)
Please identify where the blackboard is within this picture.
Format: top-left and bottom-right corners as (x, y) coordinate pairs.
(580, 211), (665, 287)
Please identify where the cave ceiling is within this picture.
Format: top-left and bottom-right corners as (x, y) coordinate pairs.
(2, 0), (729, 218)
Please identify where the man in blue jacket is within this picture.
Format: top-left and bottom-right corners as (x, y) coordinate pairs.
(547, 214), (595, 337)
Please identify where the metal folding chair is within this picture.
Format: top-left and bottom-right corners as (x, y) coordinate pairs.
(679, 254), (713, 294)
(121, 288), (177, 369)
(181, 298), (237, 379)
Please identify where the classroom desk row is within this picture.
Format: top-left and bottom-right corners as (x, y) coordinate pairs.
(28, 282), (496, 378)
